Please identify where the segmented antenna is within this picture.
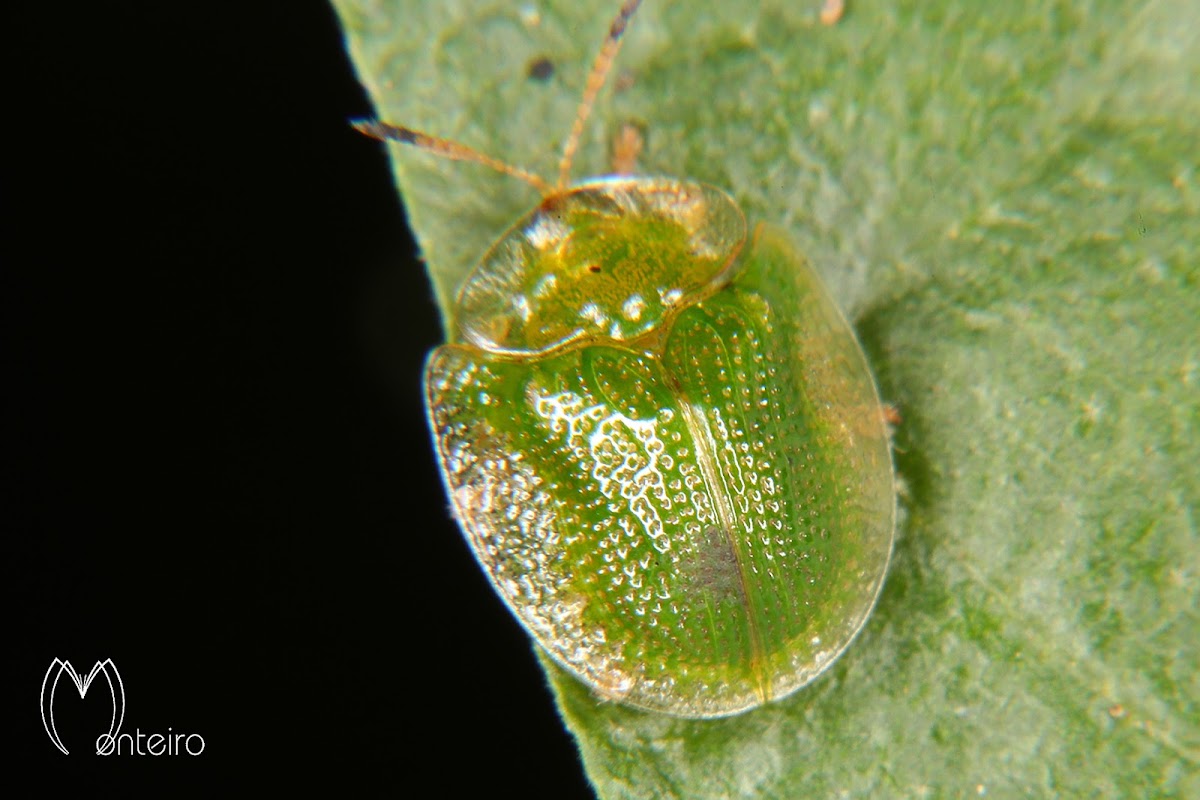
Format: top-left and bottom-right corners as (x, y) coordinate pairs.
(352, 120), (551, 195)
(353, 0), (646, 199)
(556, 0), (644, 190)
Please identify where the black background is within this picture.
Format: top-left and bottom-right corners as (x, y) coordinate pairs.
(7, 2), (593, 795)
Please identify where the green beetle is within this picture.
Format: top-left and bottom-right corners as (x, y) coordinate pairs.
(356, 0), (895, 718)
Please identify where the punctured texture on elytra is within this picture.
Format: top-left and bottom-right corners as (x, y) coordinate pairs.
(426, 177), (894, 718)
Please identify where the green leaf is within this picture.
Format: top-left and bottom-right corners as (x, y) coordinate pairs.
(333, 0), (1199, 796)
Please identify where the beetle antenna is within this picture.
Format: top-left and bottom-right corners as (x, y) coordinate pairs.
(556, 0), (644, 191)
(353, 119), (553, 195)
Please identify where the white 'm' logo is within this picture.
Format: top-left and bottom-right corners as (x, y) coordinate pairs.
(40, 658), (125, 755)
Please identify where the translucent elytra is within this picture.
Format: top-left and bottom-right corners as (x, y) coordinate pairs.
(426, 176), (895, 718)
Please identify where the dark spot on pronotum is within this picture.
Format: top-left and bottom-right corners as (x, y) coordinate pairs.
(588, 264), (602, 274)
(527, 56), (555, 81)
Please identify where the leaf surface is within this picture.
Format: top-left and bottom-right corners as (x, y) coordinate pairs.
(333, 0), (1200, 795)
